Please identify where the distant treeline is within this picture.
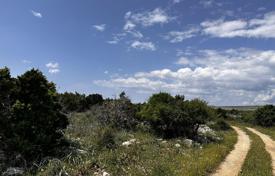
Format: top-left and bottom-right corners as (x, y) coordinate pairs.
(58, 92), (103, 112)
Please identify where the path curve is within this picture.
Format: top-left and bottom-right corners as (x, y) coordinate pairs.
(247, 127), (275, 175)
(211, 126), (251, 176)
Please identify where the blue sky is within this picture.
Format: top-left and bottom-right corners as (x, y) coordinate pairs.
(1, 0), (275, 105)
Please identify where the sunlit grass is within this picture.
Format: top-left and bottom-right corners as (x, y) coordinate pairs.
(34, 112), (237, 176)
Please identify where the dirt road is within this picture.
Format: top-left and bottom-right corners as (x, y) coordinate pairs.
(247, 127), (275, 175)
(211, 126), (251, 176)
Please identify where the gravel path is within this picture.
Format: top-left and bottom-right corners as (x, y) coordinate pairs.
(211, 126), (251, 176)
(247, 127), (275, 175)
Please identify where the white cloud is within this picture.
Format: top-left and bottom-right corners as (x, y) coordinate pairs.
(95, 48), (275, 105)
(107, 33), (127, 44)
(30, 10), (42, 18)
(176, 57), (190, 65)
(125, 8), (172, 28)
(93, 24), (106, 32)
(173, 0), (182, 4)
(123, 21), (136, 31)
(201, 11), (275, 38)
(131, 41), (156, 51)
(46, 62), (60, 74)
(164, 27), (200, 43)
(199, 0), (215, 8)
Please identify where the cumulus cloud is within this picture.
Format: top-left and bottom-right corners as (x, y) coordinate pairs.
(46, 62), (60, 74)
(131, 41), (156, 51)
(95, 48), (275, 105)
(93, 24), (106, 32)
(30, 10), (42, 18)
(164, 27), (200, 43)
(201, 11), (275, 38)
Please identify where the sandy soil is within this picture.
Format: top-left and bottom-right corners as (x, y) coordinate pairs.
(211, 126), (251, 176)
(247, 127), (275, 175)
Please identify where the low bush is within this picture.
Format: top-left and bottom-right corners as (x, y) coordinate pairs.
(91, 94), (139, 130)
(138, 92), (211, 138)
(254, 105), (275, 127)
(210, 119), (231, 131)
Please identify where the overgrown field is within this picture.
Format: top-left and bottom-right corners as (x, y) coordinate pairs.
(34, 112), (237, 176)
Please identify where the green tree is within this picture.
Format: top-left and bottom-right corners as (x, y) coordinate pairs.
(254, 105), (275, 127)
(0, 67), (17, 141)
(9, 69), (68, 160)
(139, 93), (211, 138)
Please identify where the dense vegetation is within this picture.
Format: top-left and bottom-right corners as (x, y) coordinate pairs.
(138, 93), (212, 138)
(0, 67), (235, 175)
(58, 92), (103, 113)
(0, 68), (68, 172)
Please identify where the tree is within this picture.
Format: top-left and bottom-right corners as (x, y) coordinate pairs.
(254, 105), (275, 127)
(0, 67), (17, 142)
(138, 93), (210, 138)
(59, 92), (104, 112)
(8, 69), (68, 160)
(86, 94), (104, 106)
(184, 99), (211, 136)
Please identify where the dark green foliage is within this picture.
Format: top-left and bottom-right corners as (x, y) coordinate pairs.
(86, 94), (103, 106)
(59, 92), (103, 112)
(0, 68), (69, 163)
(0, 67), (17, 137)
(59, 92), (87, 112)
(254, 105), (275, 127)
(216, 108), (228, 118)
(138, 92), (211, 138)
(210, 119), (231, 131)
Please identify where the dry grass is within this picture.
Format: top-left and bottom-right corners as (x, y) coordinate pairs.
(33, 112), (237, 176)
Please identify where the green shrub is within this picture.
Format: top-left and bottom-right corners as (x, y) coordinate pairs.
(216, 108), (228, 118)
(0, 68), (69, 163)
(254, 105), (275, 127)
(210, 119), (231, 131)
(58, 92), (103, 113)
(138, 93), (211, 138)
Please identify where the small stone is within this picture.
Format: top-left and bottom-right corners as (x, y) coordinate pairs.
(103, 171), (110, 176)
(76, 149), (88, 154)
(183, 139), (193, 147)
(175, 143), (181, 148)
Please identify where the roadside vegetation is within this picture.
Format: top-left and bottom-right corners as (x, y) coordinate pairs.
(35, 110), (237, 176)
(1, 67), (236, 176)
(239, 128), (272, 176)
